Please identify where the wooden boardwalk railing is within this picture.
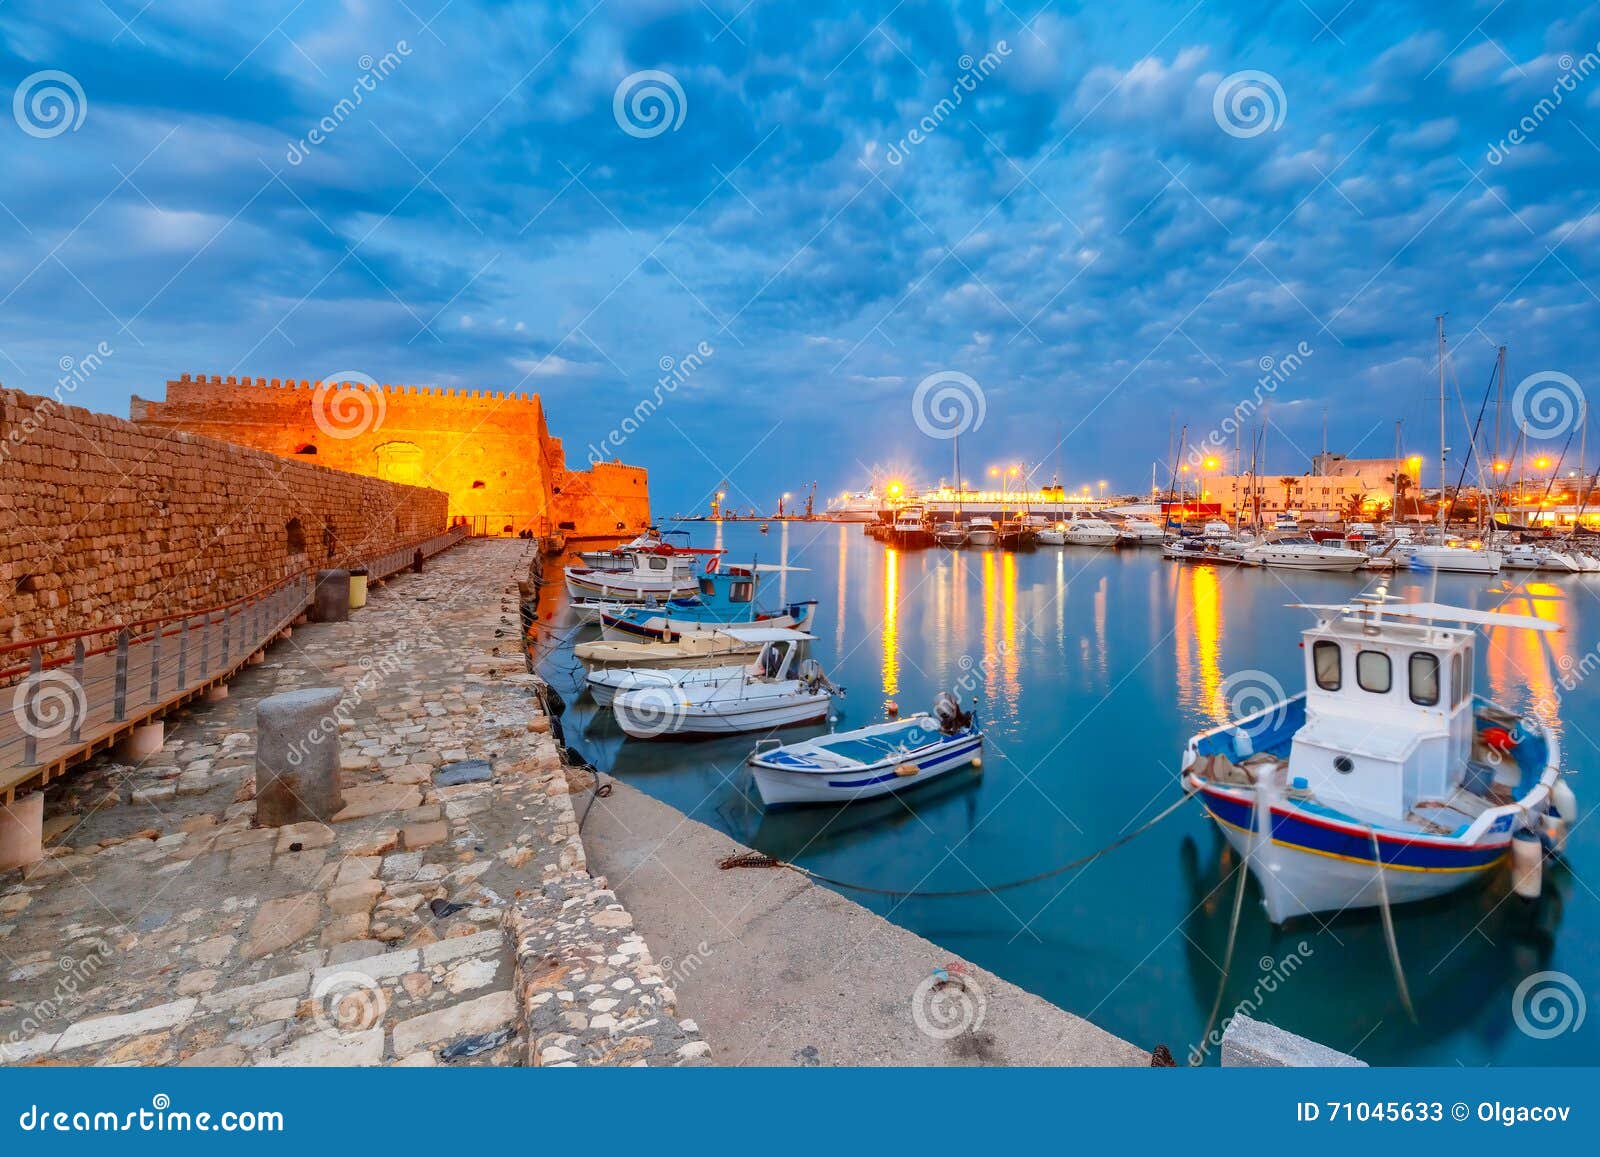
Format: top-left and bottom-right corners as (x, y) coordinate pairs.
(0, 524), (470, 805)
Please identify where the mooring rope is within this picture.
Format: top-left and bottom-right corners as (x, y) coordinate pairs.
(1370, 827), (1418, 1022)
(721, 793), (1193, 898)
(1193, 851), (1250, 1064)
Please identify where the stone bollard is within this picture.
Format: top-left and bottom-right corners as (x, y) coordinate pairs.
(0, 792), (44, 871)
(310, 569), (351, 623)
(254, 688), (345, 827)
(1219, 1012), (1367, 1067)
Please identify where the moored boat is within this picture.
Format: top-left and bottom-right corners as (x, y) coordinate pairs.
(1243, 537), (1370, 572)
(573, 627), (770, 674)
(610, 629), (839, 737)
(748, 692), (982, 806)
(1181, 596), (1575, 923)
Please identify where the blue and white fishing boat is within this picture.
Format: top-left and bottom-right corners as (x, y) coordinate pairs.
(748, 692), (982, 806)
(599, 563), (818, 641)
(1182, 595), (1577, 924)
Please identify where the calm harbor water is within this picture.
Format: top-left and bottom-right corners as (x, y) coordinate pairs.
(535, 521), (1596, 1065)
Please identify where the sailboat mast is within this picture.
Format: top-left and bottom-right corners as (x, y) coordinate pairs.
(1392, 420), (1402, 524)
(1436, 315), (1448, 530)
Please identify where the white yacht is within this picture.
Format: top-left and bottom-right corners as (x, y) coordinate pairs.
(966, 516), (997, 547)
(1243, 537), (1370, 572)
(1062, 514), (1120, 546)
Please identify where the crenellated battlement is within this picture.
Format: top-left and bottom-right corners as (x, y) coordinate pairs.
(171, 372), (546, 406)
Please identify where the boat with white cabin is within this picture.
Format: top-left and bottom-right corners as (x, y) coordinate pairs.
(1182, 595), (1575, 923)
(610, 629), (839, 737)
(1062, 513), (1120, 546)
(1243, 537), (1370, 572)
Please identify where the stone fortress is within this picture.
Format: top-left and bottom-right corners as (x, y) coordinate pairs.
(131, 374), (651, 541)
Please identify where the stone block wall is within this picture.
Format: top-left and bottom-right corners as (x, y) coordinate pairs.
(1, 386), (449, 644)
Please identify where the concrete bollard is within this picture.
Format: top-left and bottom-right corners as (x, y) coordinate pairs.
(254, 688), (345, 827)
(310, 569), (351, 623)
(0, 793), (44, 871)
(114, 721), (164, 762)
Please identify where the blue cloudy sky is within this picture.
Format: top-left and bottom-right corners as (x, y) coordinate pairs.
(2, 0), (1598, 515)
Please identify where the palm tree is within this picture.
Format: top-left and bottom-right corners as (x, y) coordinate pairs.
(1341, 493), (1367, 521)
(1384, 472), (1413, 516)
(1278, 476), (1298, 513)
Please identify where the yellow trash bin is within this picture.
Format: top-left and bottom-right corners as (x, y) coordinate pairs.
(348, 570), (369, 610)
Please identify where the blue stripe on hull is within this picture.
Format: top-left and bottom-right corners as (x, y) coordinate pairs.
(823, 739), (981, 788)
(1197, 787), (1509, 873)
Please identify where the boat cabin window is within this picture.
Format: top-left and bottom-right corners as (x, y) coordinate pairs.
(1450, 651), (1471, 707)
(730, 580), (754, 604)
(1408, 652), (1441, 706)
(1312, 641), (1342, 691)
(698, 577), (716, 596)
(647, 556), (668, 571)
(1356, 650), (1392, 694)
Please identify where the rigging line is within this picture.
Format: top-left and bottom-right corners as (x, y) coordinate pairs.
(738, 793), (1194, 898)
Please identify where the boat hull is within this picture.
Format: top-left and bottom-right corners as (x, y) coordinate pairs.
(1245, 548), (1368, 572)
(1397, 546), (1503, 574)
(613, 689), (832, 737)
(751, 732), (982, 806)
(1190, 780), (1509, 923)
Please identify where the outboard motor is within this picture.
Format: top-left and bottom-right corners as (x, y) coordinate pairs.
(933, 690), (972, 734)
(798, 658), (840, 696)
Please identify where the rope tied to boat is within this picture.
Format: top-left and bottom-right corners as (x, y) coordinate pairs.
(719, 793), (1193, 897)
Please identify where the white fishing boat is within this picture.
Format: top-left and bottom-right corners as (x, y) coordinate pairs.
(575, 530), (668, 570)
(933, 521), (968, 548)
(748, 693), (982, 806)
(564, 549), (707, 601)
(1243, 537), (1370, 572)
(1062, 514), (1119, 546)
(574, 627), (769, 675)
(1035, 523), (1066, 545)
(965, 516), (997, 547)
(1182, 596), (1575, 923)
(610, 629), (839, 738)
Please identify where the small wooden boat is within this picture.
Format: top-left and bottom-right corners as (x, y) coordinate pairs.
(574, 627), (769, 674)
(564, 549), (707, 601)
(748, 693), (982, 806)
(610, 629), (839, 737)
(1183, 597), (1575, 923)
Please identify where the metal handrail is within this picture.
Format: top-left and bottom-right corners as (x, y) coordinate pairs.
(0, 524), (470, 677)
(1, 523), (471, 794)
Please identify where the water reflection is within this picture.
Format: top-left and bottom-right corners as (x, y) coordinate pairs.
(534, 524), (1597, 1066)
(882, 546), (900, 696)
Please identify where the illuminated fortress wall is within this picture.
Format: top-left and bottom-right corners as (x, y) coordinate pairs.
(130, 374), (650, 539)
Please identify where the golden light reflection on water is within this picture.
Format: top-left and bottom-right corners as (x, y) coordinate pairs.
(1001, 550), (1020, 699)
(1486, 581), (1569, 731)
(882, 546), (900, 696)
(1174, 564), (1226, 725)
(835, 525), (847, 654)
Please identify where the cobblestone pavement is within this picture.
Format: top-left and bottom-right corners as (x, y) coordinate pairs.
(0, 539), (704, 1067)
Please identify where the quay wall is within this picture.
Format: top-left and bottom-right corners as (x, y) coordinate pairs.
(131, 374), (652, 540)
(1, 385), (448, 644)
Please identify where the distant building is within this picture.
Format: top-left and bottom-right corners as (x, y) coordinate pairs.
(1188, 456), (1409, 521)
